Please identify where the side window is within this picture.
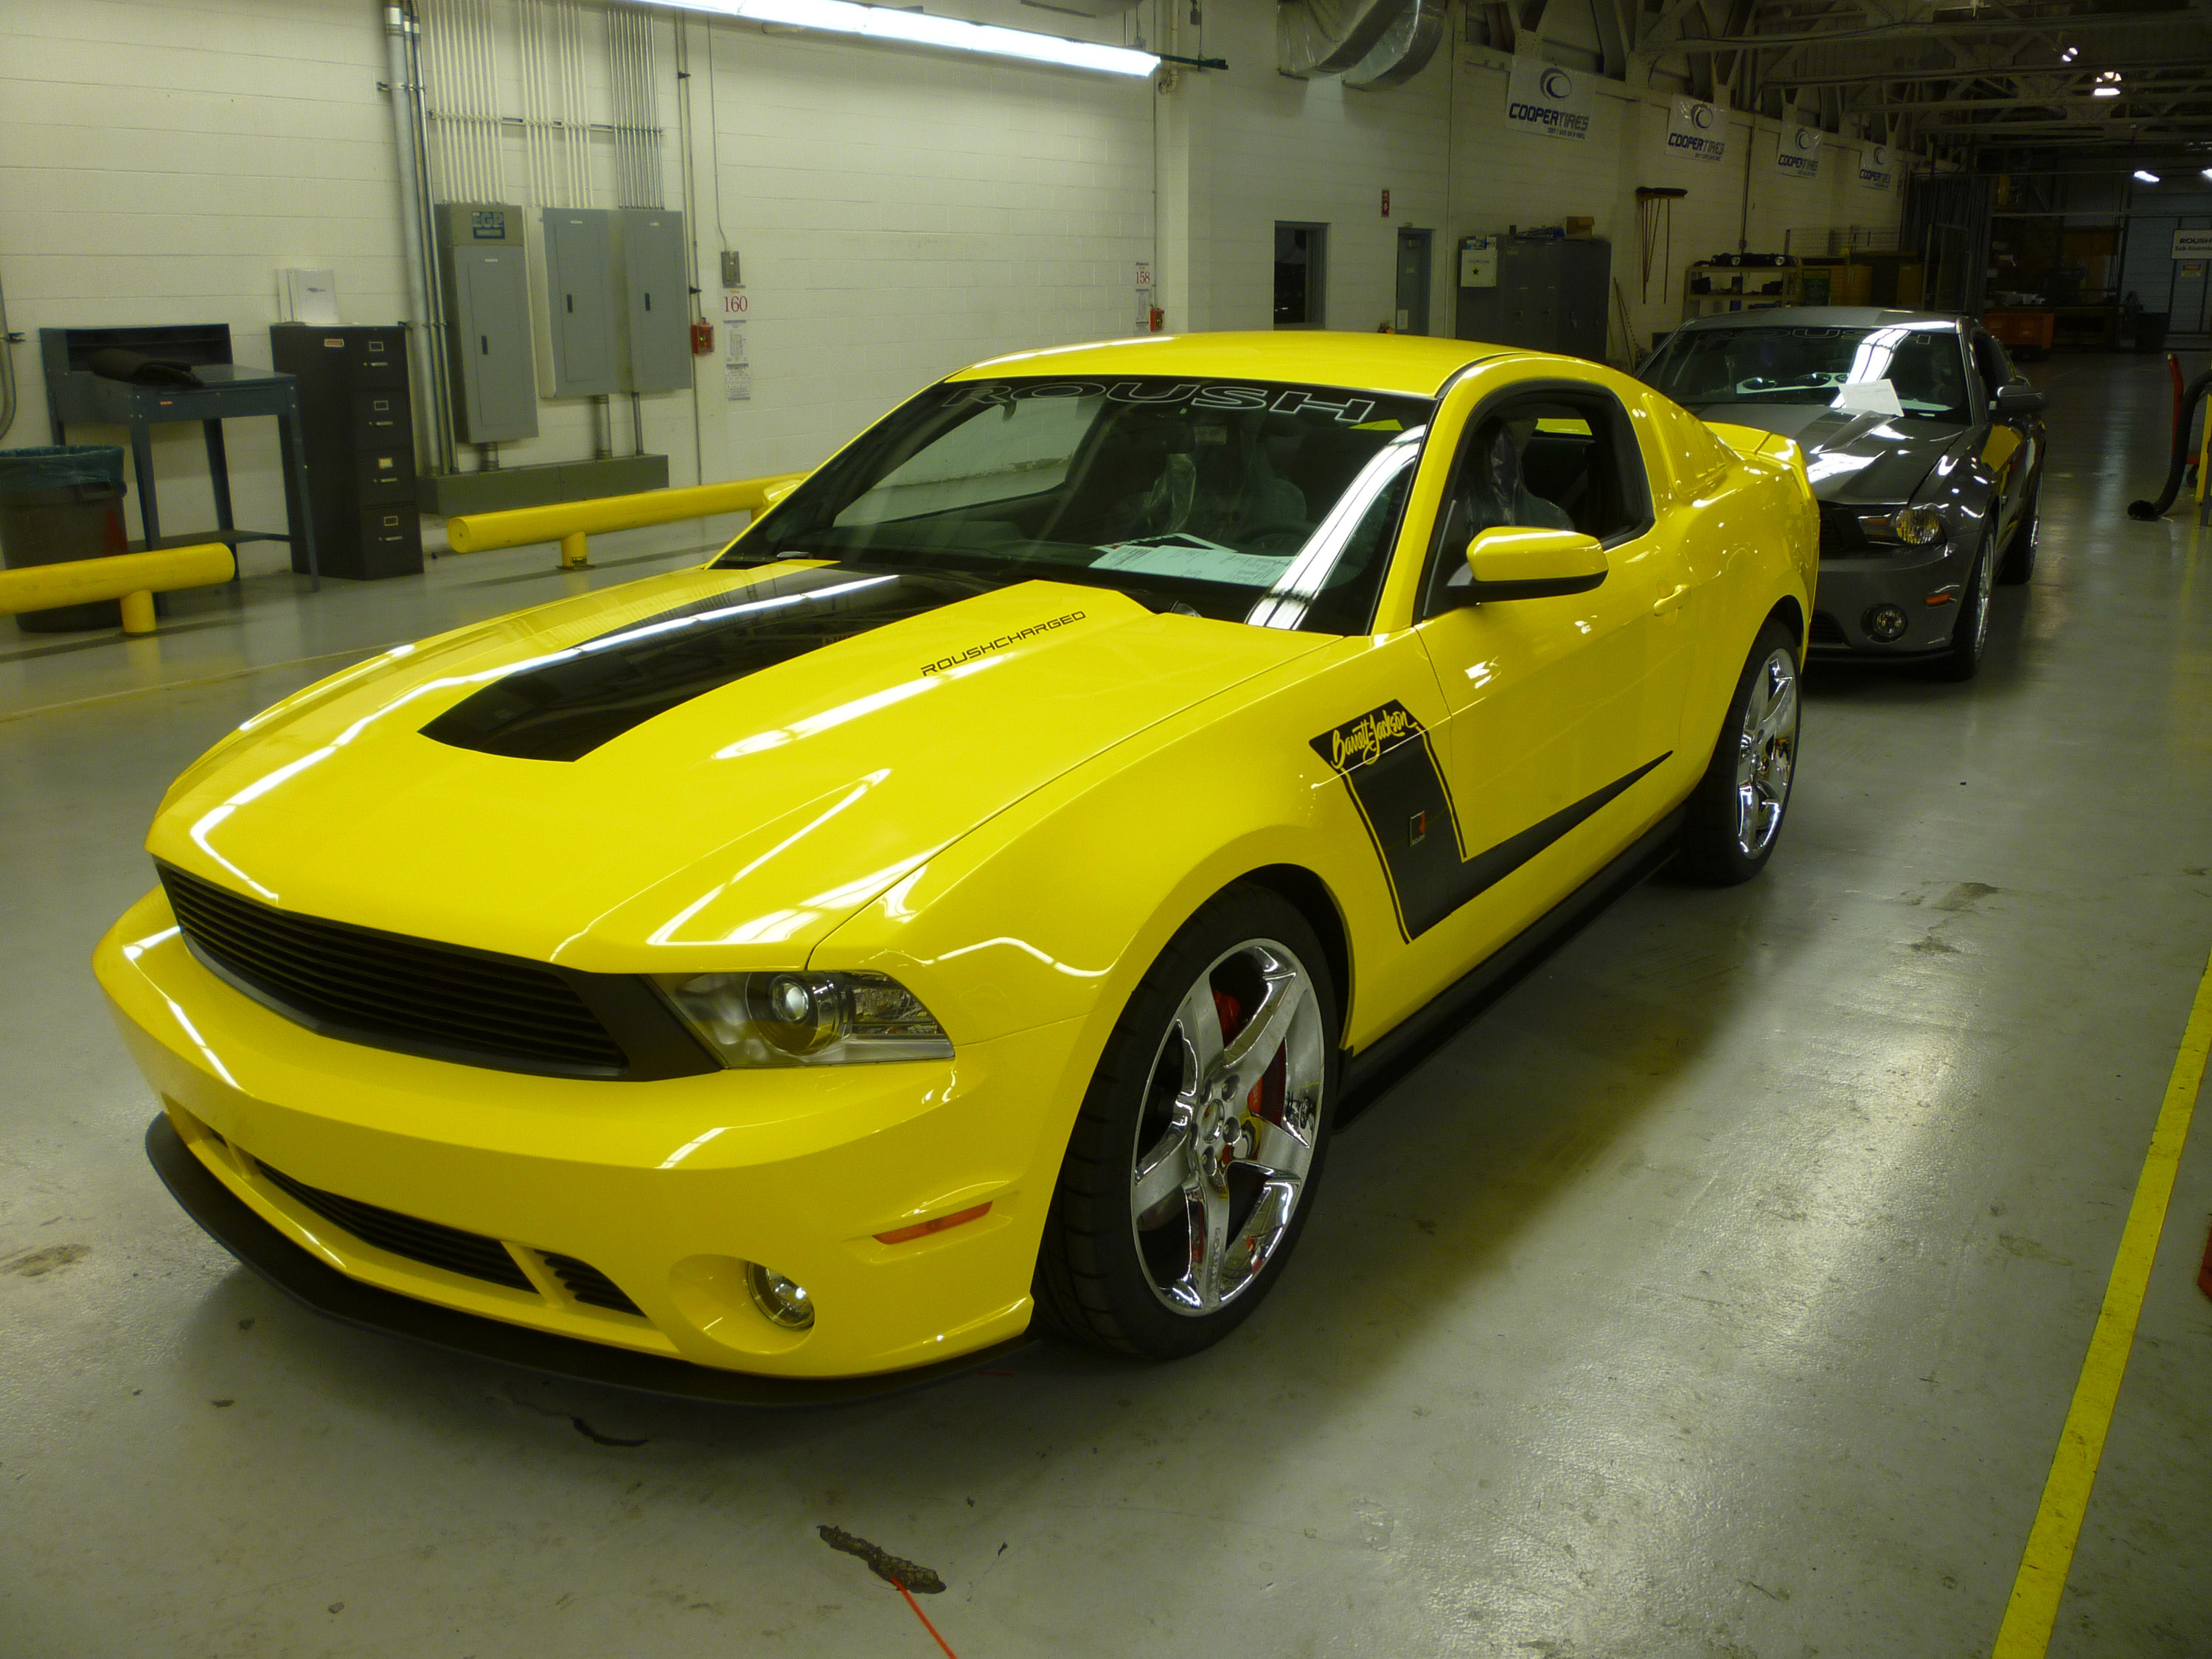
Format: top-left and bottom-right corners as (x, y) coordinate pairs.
(1419, 389), (1652, 617)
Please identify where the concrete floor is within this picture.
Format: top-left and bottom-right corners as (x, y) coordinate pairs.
(4, 353), (2209, 1658)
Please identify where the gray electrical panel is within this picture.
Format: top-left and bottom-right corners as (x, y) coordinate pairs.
(1456, 237), (1612, 361)
(434, 202), (538, 444)
(615, 208), (691, 394)
(533, 207), (619, 398)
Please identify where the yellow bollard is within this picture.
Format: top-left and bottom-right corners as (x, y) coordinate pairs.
(0, 543), (232, 630)
(444, 471), (809, 563)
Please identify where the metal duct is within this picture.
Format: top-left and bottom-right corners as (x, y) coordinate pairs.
(1278, 0), (1417, 80)
(1018, 0), (1144, 16)
(1343, 0), (1444, 90)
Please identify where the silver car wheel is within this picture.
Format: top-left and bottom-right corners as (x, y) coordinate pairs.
(1734, 647), (1799, 859)
(1128, 939), (1327, 1316)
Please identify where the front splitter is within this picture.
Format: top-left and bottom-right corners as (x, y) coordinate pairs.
(143, 1114), (1040, 1408)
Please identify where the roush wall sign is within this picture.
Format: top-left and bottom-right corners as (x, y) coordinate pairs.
(1666, 97), (1727, 164)
(1857, 143), (1895, 189)
(1506, 57), (1592, 140)
(1775, 122), (1823, 180)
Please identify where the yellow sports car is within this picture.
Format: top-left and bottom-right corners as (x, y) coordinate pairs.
(98, 333), (1816, 1397)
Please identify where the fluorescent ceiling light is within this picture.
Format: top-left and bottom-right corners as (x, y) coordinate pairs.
(2202, 167), (2212, 181)
(2093, 86), (2119, 96)
(2134, 169), (2161, 183)
(670, 0), (1161, 76)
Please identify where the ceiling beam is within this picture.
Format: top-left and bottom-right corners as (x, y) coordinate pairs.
(1783, 57), (2212, 88)
(1868, 86), (2212, 116)
(1690, 10), (2202, 50)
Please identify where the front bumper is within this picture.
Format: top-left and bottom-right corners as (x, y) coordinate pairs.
(99, 888), (1085, 1382)
(1808, 542), (1974, 656)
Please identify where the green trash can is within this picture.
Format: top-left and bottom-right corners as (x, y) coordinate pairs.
(0, 445), (132, 633)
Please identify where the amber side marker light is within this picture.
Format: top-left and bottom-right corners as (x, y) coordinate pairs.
(875, 1203), (992, 1245)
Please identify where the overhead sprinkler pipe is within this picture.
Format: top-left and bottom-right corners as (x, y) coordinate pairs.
(2128, 361), (2212, 520)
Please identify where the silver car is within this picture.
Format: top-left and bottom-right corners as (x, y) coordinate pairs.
(1639, 307), (2047, 681)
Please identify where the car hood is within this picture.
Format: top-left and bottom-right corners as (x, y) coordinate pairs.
(1678, 401), (1972, 504)
(149, 561), (1326, 972)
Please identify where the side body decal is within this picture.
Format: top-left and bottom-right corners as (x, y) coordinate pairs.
(1312, 700), (1669, 939)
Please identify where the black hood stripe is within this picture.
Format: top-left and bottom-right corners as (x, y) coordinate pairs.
(420, 563), (1008, 762)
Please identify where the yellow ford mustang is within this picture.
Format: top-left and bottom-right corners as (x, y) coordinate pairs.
(97, 333), (1815, 1397)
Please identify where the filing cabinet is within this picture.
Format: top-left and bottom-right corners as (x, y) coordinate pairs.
(269, 324), (425, 580)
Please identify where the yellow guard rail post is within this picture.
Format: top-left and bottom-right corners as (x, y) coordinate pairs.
(444, 471), (810, 569)
(0, 542), (235, 635)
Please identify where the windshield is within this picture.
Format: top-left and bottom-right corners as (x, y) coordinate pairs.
(714, 376), (1433, 633)
(1641, 324), (1972, 423)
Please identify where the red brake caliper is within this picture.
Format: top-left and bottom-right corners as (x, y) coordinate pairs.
(1211, 988), (1280, 1122)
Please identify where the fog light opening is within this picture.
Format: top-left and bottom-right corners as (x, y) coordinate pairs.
(746, 1262), (815, 1329)
(1863, 604), (1910, 643)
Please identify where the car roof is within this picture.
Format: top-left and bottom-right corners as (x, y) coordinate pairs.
(947, 331), (1515, 398)
(1674, 306), (1964, 333)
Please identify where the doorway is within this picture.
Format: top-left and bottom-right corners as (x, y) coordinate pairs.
(1275, 223), (1329, 329)
(1395, 228), (1433, 335)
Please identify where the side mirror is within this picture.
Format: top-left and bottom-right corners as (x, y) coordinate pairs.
(1993, 384), (2048, 419)
(1457, 526), (1608, 603)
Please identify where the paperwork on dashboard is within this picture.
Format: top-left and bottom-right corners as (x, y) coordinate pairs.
(1093, 535), (1294, 586)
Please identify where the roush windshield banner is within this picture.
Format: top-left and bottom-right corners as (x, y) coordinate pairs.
(1506, 57), (1592, 141)
(1666, 97), (1727, 164)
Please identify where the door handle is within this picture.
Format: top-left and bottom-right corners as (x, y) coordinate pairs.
(1652, 583), (1690, 615)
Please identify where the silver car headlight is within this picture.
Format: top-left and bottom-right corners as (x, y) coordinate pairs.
(1858, 504), (1945, 546)
(655, 970), (953, 1067)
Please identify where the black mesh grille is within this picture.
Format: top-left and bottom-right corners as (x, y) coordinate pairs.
(1808, 611), (1848, 646)
(540, 1252), (644, 1315)
(160, 863), (629, 1077)
(255, 1158), (535, 1292)
(1818, 502), (1875, 559)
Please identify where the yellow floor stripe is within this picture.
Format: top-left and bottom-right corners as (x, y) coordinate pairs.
(1991, 947), (2212, 1658)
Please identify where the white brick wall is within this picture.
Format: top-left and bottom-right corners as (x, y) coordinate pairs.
(692, 15), (1154, 482)
(0, 0), (406, 564)
(0, 0), (1910, 577)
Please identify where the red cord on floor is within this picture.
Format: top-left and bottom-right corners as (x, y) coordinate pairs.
(2197, 1220), (2211, 1302)
(892, 1579), (959, 1658)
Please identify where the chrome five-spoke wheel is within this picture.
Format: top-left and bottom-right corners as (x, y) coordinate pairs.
(1130, 939), (1327, 1315)
(1033, 885), (1340, 1357)
(1734, 646), (1799, 860)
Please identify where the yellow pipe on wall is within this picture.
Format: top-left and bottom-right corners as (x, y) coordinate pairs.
(0, 543), (234, 634)
(444, 471), (810, 563)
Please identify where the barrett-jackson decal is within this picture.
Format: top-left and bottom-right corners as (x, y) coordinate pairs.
(944, 381), (1381, 427)
(920, 609), (1086, 675)
(1312, 700), (1669, 940)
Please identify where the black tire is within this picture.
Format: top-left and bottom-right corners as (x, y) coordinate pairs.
(1938, 529), (1996, 681)
(1032, 885), (1340, 1359)
(1676, 619), (1801, 886)
(1997, 474), (2039, 585)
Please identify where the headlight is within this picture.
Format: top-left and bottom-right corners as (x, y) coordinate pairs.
(654, 970), (954, 1067)
(1858, 504), (1946, 546)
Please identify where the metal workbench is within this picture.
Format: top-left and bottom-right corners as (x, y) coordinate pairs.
(41, 324), (320, 588)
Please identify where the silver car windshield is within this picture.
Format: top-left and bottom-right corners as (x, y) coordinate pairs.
(1642, 324), (1972, 424)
